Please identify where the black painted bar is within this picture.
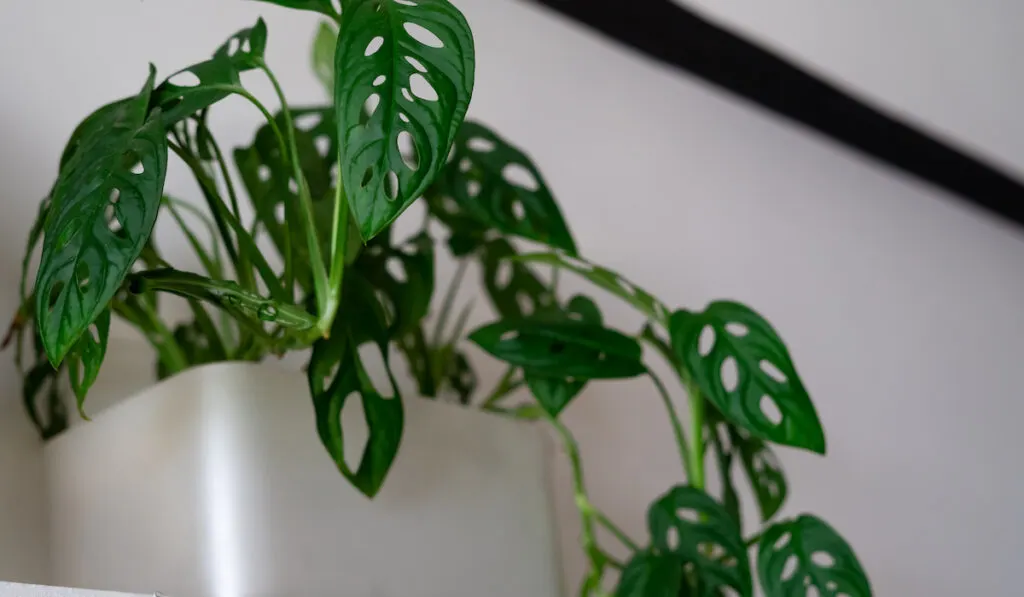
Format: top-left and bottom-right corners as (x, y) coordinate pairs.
(521, 0), (1024, 228)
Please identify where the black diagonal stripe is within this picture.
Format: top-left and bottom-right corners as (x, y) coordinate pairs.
(521, 0), (1024, 228)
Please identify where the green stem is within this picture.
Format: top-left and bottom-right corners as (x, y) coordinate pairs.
(594, 510), (639, 552)
(647, 367), (691, 479)
(687, 379), (706, 490)
(481, 367), (520, 410)
(257, 62), (333, 335)
(432, 259), (469, 346)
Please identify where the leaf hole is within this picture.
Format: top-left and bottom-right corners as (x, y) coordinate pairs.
(761, 395), (783, 425)
(241, 38), (252, 53)
(87, 323), (100, 344)
(725, 322), (748, 337)
(805, 586), (821, 597)
(398, 112), (410, 123)
(404, 55), (428, 73)
(274, 203), (285, 224)
(294, 112), (323, 130)
(666, 526), (680, 551)
(501, 163), (539, 191)
(364, 36), (385, 56)
(781, 554), (799, 581)
(315, 135), (331, 157)
(109, 188), (121, 204)
(494, 260), (512, 288)
(288, 178), (299, 194)
(394, 0), (417, 5)
(826, 582), (838, 592)
(398, 131), (419, 171)
(499, 330), (516, 342)
(169, 70), (200, 87)
(466, 180), (481, 198)
(386, 257), (406, 283)
(361, 167), (374, 188)
(510, 200), (526, 221)
(409, 74), (438, 101)
(720, 356), (738, 392)
(384, 170), (399, 200)
(698, 542), (727, 560)
(760, 360), (788, 383)
(697, 325), (716, 357)
(403, 22), (444, 48)
(467, 137), (496, 152)
(675, 507), (700, 522)
(517, 293), (535, 316)
(364, 93), (381, 118)
(228, 37), (241, 55)
(331, 0), (342, 13)
(76, 262), (90, 289)
(373, 74), (387, 86)
(257, 165), (271, 182)
(773, 531), (792, 550)
(459, 157), (472, 172)
(358, 342), (395, 399)
(129, 159), (144, 175)
(339, 390), (367, 471)
(811, 551), (835, 568)
(401, 87), (415, 103)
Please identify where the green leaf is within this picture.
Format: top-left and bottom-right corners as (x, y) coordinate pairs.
(758, 515), (872, 597)
(354, 229), (435, 336)
(615, 551), (687, 597)
(525, 374), (585, 417)
(647, 485), (752, 596)
(23, 360), (68, 441)
(514, 252), (671, 326)
(128, 268), (316, 331)
(706, 415), (742, 529)
(438, 121), (576, 253)
(35, 67), (166, 366)
(151, 19), (267, 127)
(441, 350), (477, 404)
(469, 317), (645, 380)
(312, 20), (339, 97)
(669, 302), (826, 454)
(730, 427), (787, 522)
(307, 274), (404, 497)
(335, 0), (475, 240)
(250, 0), (340, 18)
(481, 239), (556, 320)
(67, 308), (111, 419)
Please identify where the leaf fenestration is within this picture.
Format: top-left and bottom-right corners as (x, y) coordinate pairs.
(67, 308), (111, 419)
(758, 515), (872, 597)
(35, 67), (167, 365)
(670, 302), (826, 454)
(335, 0), (475, 240)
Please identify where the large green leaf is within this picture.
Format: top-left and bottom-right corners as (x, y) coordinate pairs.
(670, 302), (826, 454)
(730, 427), (788, 522)
(128, 268), (316, 331)
(334, 0), (475, 240)
(514, 252), (671, 326)
(151, 19), (267, 127)
(615, 551), (687, 597)
(66, 308), (111, 419)
(758, 515), (872, 597)
(35, 68), (167, 366)
(481, 239), (556, 320)
(647, 486), (752, 596)
(251, 0), (340, 18)
(312, 20), (339, 97)
(470, 317), (645, 380)
(307, 274), (404, 497)
(438, 121), (576, 253)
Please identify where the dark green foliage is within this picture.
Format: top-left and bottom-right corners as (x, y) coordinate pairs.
(758, 515), (872, 597)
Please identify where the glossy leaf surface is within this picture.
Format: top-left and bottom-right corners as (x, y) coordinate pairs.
(758, 515), (872, 597)
(440, 121), (576, 253)
(251, 0), (340, 18)
(470, 317), (644, 380)
(615, 551), (686, 597)
(514, 252), (671, 326)
(67, 308), (111, 419)
(335, 0), (475, 240)
(522, 295), (601, 416)
(670, 302), (826, 454)
(648, 486), (751, 596)
(35, 69), (166, 365)
(151, 19), (267, 126)
(731, 427), (788, 522)
(307, 274), (403, 497)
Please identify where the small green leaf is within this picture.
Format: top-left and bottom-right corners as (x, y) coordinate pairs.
(250, 0), (340, 18)
(151, 19), (268, 127)
(706, 415), (742, 528)
(469, 318), (645, 380)
(23, 360), (68, 441)
(731, 427), (788, 522)
(525, 373), (585, 417)
(514, 252), (671, 326)
(670, 302), (826, 454)
(67, 308), (111, 419)
(128, 268), (316, 331)
(335, 0), (475, 240)
(354, 229), (435, 336)
(312, 20), (339, 97)
(647, 485), (752, 596)
(481, 239), (556, 320)
(307, 274), (404, 497)
(439, 121), (576, 254)
(615, 551), (686, 597)
(35, 67), (166, 366)
(758, 515), (872, 597)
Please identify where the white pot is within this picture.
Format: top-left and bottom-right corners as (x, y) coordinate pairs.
(43, 356), (563, 597)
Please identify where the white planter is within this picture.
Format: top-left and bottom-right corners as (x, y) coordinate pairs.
(0, 582), (153, 597)
(44, 359), (562, 597)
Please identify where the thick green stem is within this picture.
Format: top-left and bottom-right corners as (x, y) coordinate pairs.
(257, 62), (333, 335)
(647, 367), (691, 480)
(687, 380), (706, 490)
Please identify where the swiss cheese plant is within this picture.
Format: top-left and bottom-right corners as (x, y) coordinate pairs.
(5, 2), (872, 595)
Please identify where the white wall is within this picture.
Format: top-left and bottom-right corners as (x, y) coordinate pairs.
(2, 1), (1024, 595)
